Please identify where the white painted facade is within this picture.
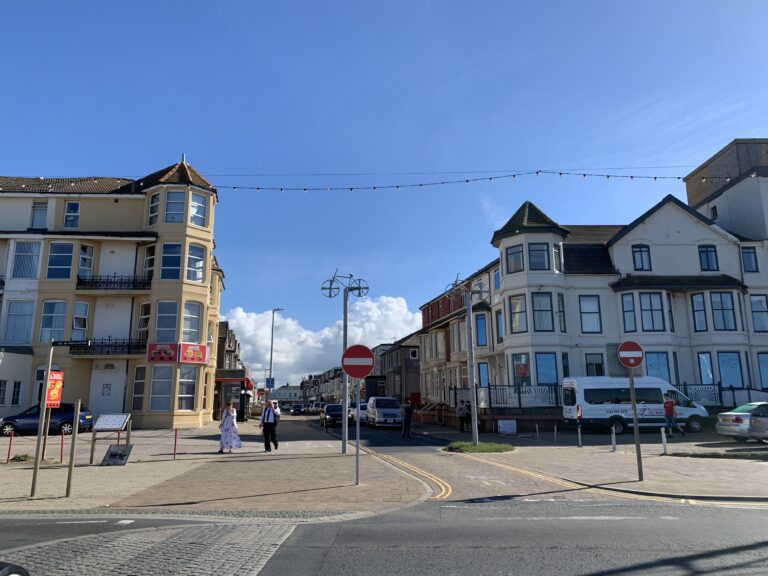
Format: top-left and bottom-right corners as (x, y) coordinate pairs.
(88, 360), (127, 417)
(419, 147), (768, 408)
(0, 349), (34, 418)
(92, 298), (133, 339)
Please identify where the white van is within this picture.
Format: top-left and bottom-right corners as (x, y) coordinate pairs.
(366, 396), (402, 428)
(562, 376), (708, 434)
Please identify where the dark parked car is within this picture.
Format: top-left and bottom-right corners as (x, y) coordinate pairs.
(0, 403), (94, 436)
(320, 404), (344, 428)
(290, 403), (305, 415)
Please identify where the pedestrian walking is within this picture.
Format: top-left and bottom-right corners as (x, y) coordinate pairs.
(465, 401), (473, 433)
(260, 400), (279, 452)
(457, 400), (467, 433)
(663, 392), (685, 438)
(218, 401), (242, 454)
(402, 400), (414, 439)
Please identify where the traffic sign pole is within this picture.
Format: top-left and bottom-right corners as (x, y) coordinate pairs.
(342, 344), (375, 487)
(628, 367), (644, 481)
(618, 341), (645, 482)
(31, 340), (54, 497)
(342, 288), (349, 455)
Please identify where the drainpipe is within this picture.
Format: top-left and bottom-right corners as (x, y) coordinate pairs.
(737, 241), (755, 389)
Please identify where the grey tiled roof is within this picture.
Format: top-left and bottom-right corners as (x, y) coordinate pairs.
(610, 274), (746, 292)
(0, 160), (216, 196)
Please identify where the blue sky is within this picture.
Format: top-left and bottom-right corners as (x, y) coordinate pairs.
(2, 1), (767, 383)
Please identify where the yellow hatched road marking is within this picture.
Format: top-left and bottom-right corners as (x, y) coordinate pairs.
(377, 454), (452, 500)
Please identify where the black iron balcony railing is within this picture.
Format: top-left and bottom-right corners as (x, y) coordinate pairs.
(76, 274), (152, 291)
(68, 338), (147, 356)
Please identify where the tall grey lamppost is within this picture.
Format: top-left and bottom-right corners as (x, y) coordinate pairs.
(267, 307), (283, 402)
(322, 271), (369, 455)
(446, 277), (489, 447)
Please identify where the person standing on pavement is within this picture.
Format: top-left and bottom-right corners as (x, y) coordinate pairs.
(402, 400), (414, 439)
(457, 400), (467, 433)
(663, 392), (685, 437)
(465, 401), (473, 434)
(218, 401), (242, 454)
(260, 401), (279, 452)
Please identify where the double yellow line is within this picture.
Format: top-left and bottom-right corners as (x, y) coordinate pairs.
(377, 454), (452, 500)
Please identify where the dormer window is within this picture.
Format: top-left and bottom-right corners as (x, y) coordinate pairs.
(632, 244), (652, 271)
(30, 201), (47, 229)
(699, 245), (719, 271)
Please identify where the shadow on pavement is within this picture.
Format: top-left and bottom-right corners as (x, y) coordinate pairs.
(578, 539), (768, 576)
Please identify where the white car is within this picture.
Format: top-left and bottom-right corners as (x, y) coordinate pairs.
(349, 402), (368, 424)
(366, 396), (402, 428)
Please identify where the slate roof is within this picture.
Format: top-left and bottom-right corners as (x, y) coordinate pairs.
(0, 177), (133, 195)
(610, 274), (746, 292)
(491, 201), (569, 246)
(0, 159), (216, 196)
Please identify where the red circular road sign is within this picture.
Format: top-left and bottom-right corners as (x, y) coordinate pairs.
(617, 340), (645, 369)
(342, 345), (375, 379)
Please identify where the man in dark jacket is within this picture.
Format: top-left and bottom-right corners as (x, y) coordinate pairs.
(402, 400), (414, 439)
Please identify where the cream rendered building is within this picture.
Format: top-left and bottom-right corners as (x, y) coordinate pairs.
(0, 159), (223, 428)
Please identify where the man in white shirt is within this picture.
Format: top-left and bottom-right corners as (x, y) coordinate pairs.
(259, 401), (279, 452)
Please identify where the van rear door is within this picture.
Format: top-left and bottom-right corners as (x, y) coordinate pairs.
(562, 382), (577, 421)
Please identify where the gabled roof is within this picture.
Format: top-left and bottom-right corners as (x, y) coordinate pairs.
(491, 201), (569, 246)
(607, 194), (714, 247)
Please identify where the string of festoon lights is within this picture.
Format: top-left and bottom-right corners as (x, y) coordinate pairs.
(212, 169), (754, 193)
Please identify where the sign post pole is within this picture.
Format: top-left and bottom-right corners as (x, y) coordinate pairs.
(31, 340), (55, 497)
(617, 340), (645, 482)
(65, 399), (81, 498)
(342, 345), (375, 487)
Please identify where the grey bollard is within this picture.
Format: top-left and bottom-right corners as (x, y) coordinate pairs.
(577, 425), (582, 448)
(553, 424), (558, 445)
(661, 427), (668, 455)
(611, 426), (617, 453)
(535, 423), (540, 441)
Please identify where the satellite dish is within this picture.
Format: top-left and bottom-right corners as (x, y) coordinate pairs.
(321, 279), (340, 298)
(350, 278), (369, 297)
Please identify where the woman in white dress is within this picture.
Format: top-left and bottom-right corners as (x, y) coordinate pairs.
(218, 402), (242, 453)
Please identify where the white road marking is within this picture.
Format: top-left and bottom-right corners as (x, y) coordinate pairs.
(115, 520), (134, 525)
(56, 520), (108, 524)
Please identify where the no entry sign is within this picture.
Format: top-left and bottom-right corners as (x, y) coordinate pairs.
(342, 345), (375, 379)
(617, 341), (644, 369)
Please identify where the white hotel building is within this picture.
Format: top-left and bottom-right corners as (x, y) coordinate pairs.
(419, 139), (768, 411)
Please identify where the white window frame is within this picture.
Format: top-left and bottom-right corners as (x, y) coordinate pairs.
(143, 245), (156, 280)
(46, 242), (74, 279)
(186, 244), (205, 283)
(64, 201), (80, 229)
(165, 191), (186, 223)
(183, 301), (202, 343)
(132, 366), (146, 411)
(148, 193), (160, 225)
(149, 365), (173, 411)
(12, 241), (41, 279)
(4, 301), (34, 344)
(72, 301), (88, 341)
(156, 301), (178, 342)
(78, 244), (94, 278)
(178, 365), (197, 411)
(40, 300), (67, 343)
(137, 302), (151, 341)
(579, 295), (602, 334)
(31, 201), (47, 228)
(160, 243), (182, 280)
(190, 193), (207, 227)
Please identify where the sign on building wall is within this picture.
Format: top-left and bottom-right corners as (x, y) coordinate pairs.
(179, 343), (208, 364)
(46, 371), (64, 408)
(147, 343), (179, 362)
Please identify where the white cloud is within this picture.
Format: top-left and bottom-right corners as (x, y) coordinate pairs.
(479, 194), (507, 229)
(223, 296), (422, 386)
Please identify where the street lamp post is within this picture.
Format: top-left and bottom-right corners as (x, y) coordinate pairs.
(446, 277), (489, 447)
(322, 272), (369, 456)
(267, 307), (283, 404)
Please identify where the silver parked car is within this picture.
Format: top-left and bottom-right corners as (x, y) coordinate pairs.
(747, 403), (768, 443)
(716, 402), (768, 442)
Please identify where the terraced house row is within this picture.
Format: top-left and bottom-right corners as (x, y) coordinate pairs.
(0, 158), (223, 428)
(419, 139), (768, 413)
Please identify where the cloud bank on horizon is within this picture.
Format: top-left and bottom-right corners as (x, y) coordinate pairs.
(223, 296), (422, 386)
